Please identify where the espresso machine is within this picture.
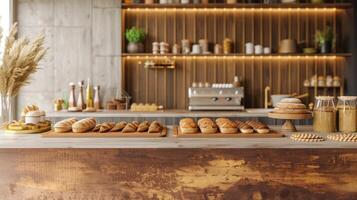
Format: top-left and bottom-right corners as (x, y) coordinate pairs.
(188, 78), (244, 111)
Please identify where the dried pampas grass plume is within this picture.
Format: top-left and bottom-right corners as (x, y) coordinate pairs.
(0, 23), (47, 97)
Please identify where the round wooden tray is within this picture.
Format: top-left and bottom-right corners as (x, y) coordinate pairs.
(4, 126), (51, 134)
(268, 112), (312, 132)
(268, 112), (312, 120)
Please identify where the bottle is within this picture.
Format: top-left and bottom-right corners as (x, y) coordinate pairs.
(68, 82), (76, 108)
(94, 85), (100, 110)
(86, 78), (94, 108)
(77, 80), (85, 110)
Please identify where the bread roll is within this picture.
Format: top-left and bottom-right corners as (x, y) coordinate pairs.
(245, 121), (270, 134)
(179, 118), (198, 134)
(198, 118), (217, 134)
(72, 118), (96, 133)
(54, 118), (77, 133)
(235, 120), (254, 134)
(217, 119), (237, 134)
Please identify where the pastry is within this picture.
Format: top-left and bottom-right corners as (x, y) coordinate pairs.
(327, 134), (357, 142)
(235, 120), (254, 134)
(198, 118), (217, 134)
(215, 118), (231, 127)
(92, 124), (101, 132)
(132, 121), (140, 127)
(148, 121), (163, 133)
(137, 121), (150, 132)
(290, 133), (325, 142)
(217, 119), (237, 134)
(110, 121), (127, 132)
(122, 122), (138, 133)
(54, 118), (77, 133)
(99, 122), (115, 133)
(179, 118), (198, 134)
(72, 118), (96, 133)
(245, 121), (270, 134)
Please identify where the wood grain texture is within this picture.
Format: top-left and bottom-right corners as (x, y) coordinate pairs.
(122, 9), (349, 109)
(0, 149), (357, 199)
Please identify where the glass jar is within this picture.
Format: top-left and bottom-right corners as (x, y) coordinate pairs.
(337, 96), (357, 133)
(313, 96), (336, 133)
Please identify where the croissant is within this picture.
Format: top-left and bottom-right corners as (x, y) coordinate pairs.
(122, 122), (138, 133)
(99, 122), (115, 133)
(110, 121), (127, 132)
(92, 124), (101, 132)
(137, 121), (150, 132)
(148, 121), (163, 133)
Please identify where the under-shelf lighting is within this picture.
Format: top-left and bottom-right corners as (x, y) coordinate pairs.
(126, 8), (343, 13)
(124, 55), (343, 60)
(125, 8), (339, 13)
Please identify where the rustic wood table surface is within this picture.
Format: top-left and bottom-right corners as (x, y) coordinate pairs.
(0, 126), (356, 199)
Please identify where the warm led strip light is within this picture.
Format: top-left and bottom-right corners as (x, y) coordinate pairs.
(125, 8), (339, 13)
(124, 55), (341, 60)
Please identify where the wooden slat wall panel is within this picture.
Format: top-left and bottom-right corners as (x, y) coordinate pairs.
(123, 10), (348, 109)
(124, 58), (345, 109)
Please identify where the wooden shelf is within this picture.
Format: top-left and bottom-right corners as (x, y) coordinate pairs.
(305, 86), (341, 88)
(122, 3), (352, 9)
(122, 53), (352, 58)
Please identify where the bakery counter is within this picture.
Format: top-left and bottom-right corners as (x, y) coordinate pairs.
(1, 126), (357, 199)
(46, 109), (271, 118)
(0, 126), (356, 148)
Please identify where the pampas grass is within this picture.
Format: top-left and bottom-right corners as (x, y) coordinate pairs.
(0, 23), (46, 97)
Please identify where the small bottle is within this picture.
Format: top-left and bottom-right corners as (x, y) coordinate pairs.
(86, 78), (94, 108)
(77, 80), (85, 110)
(68, 82), (76, 108)
(233, 76), (241, 87)
(94, 85), (100, 110)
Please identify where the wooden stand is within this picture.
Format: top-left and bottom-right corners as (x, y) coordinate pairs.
(268, 112), (312, 132)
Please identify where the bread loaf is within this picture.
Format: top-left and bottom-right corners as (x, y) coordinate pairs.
(72, 118), (96, 133)
(54, 118), (77, 133)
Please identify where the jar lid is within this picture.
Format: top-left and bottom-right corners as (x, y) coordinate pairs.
(338, 96), (357, 101)
(316, 96), (335, 101)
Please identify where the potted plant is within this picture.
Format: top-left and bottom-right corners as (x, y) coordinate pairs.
(315, 26), (334, 54)
(125, 27), (146, 53)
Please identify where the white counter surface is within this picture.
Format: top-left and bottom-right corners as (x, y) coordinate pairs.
(0, 126), (356, 149)
(46, 109), (272, 118)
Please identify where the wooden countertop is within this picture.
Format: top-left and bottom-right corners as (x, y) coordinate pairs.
(1, 126), (356, 149)
(46, 109), (271, 118)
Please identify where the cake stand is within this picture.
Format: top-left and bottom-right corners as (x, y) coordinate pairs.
(268, 112), (312, 132)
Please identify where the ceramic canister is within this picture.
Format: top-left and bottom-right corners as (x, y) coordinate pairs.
(245, 42), (254, 55)
(254, 45), (263, 55)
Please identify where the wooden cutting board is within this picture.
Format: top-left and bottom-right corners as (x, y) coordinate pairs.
(173, 127), (285, 138)
(42, 127), (167, 138)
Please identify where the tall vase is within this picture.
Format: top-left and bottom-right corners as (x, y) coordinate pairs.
(1, 95), (14, 124)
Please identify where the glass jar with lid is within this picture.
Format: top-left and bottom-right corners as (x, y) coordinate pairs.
(313, 96), (336, 133)
(337, 96), (357, 133)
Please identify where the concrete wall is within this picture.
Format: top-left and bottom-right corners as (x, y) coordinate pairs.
(16, 0), (121, 114)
